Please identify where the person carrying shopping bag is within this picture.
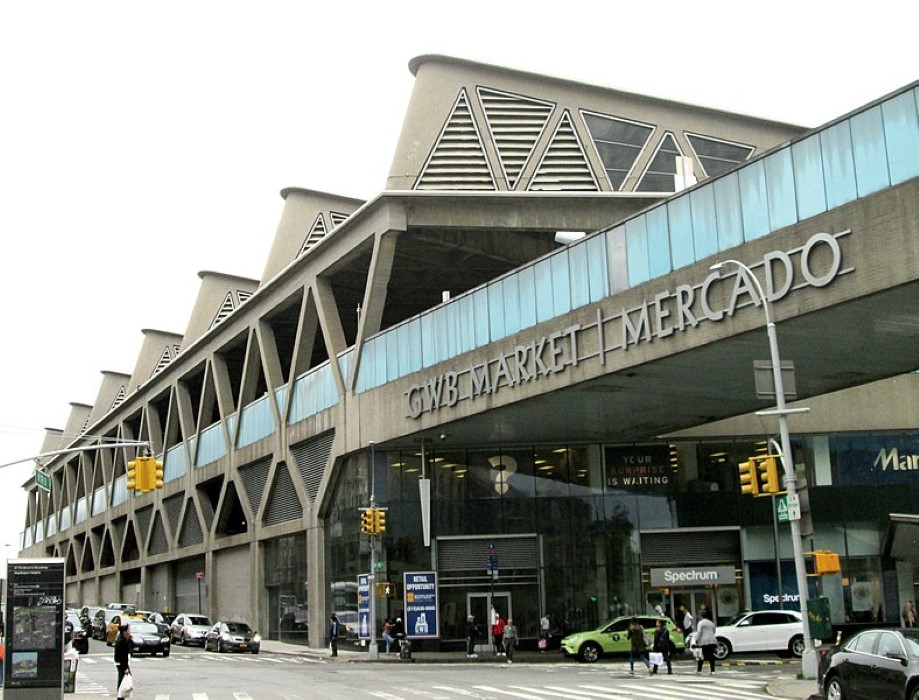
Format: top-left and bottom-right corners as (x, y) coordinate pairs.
(650, 618), (672, 674)
(627, 617), (651, 674)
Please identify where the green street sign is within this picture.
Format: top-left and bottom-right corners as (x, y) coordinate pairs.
(776, 493), (800, 523)
(36, 469), (51, 493)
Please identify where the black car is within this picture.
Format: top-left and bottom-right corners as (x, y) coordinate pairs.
(819, 628), (919, 700)
(127, 621), (172, 657)
(204, 621), (261, 654)
(65, 611), (90, 654)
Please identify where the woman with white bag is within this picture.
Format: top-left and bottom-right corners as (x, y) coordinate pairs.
(649, 618), (672, 674)
(114, 623), (134, 698)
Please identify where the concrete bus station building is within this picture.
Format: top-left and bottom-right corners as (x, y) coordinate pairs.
(17, 56), (919, 648)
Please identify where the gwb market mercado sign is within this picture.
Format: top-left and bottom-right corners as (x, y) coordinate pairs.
(405, 232), (849, 419)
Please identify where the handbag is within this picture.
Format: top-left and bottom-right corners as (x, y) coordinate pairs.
(538, 637), (547, 650)
(649, 651), (664, 666)
(691, 646), (703, 660)
(119, 671), (135, 697)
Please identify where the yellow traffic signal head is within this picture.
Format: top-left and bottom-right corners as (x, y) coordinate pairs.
(757, 456), (781, 493)
(360, 509), (375, 535)
(126, 459), (139, 491)
(815, 551), (841, 575)
(152, 459), (165, 489)
(374, 509), (386, 533)
(738, 459), (760, 496)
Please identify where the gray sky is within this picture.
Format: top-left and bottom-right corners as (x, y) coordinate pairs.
(1, 0), (915, 577)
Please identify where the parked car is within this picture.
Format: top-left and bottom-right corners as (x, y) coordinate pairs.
(204, 621), (261, 654)
(686, 610), (805, 660)
(170, 613), (213, 646)
(560, 615), (685, 663)
(127, 621), (172, 657)
(819, 628), (919, 700)
(147, 611), (177, 628)
(65, 611), (90, 654)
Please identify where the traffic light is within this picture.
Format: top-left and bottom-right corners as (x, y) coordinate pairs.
(126, 459), (139, 491)
(814, 551), (841, 575)
(738, 459), (760, 496)
(757, 455), (782, 493)
(374, 509), (386, 534)
(360, 509), (375, 535)
(150, 458), (165, 490)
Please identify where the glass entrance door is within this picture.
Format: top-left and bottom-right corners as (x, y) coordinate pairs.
(670, 589), (715, 632)
(467, 592), (511, 654)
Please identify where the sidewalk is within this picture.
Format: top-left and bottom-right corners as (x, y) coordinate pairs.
(259, 640), (821, 699)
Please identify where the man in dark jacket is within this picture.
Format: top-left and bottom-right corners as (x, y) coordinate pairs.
(328, 614), (340, 658)
(113, 623), (132, 698)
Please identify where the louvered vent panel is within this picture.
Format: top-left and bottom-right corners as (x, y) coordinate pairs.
(290, 431), (334, 503)
(149, 513), (169, 555)
(437, 536), (538, 571)
(238, 457), (272, 518)
(80, 416), (90, 435)
(299, 214), (327, 256)
(329, 211), (348, 227)
(478, 87), (554, 190)
(179, 501), (204, 548)
(639, 530), (740, 566)
(264, 464), (303, 526)
(211, 292), (235, 329)
(110, 386), (127, 410)
(529, 112), (598, 191)
(151, 347), (173, 378)
(416, 90), (495, 191)
(163, 494), (184, 535)
(135, 506), (153, 546)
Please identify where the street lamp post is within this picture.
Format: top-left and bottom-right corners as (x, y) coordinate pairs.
(711, 259), (817, 678)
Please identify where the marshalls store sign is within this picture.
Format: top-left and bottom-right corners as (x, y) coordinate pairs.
(406, 231), (851, 418)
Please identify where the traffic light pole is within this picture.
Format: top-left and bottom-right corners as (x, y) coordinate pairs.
(712, 260), (816, 678)
(367, 441), (379, 660)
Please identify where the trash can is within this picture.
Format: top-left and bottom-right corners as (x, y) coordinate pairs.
(399, 638), (413, 661)
(63, 657), (78, 693)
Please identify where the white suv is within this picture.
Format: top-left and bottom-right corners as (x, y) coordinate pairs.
(687, 610), (805, 659)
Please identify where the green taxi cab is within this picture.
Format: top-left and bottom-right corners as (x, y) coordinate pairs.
(560, 615), (685, 663)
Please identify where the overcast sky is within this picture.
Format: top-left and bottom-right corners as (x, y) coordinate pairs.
(1, 1), (915, 577)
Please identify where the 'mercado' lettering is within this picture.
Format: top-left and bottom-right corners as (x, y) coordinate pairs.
(405, 231), (848, 419)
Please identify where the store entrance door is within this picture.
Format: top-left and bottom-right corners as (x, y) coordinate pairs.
(467, 591), (511, 654)
(671, 589), (714, 631)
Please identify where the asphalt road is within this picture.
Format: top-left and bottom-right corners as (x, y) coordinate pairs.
(15, 639), (818, 700)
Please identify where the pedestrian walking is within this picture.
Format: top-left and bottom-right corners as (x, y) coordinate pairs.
(694, 611), (717, 674)
(114, 623), (132, 698)
(491, 612), (506, 656)
(328, 614), (340, 658)
(650, 618), (672, 674)
(465, 614), (478, 658)
(680, 605), (694, 639)
(903, 600), (916, 628)
(627, 617), (651, 674)
(383, 618), (395, 653)
(539, 612), (550, 651)
(502, 617), (518, 663)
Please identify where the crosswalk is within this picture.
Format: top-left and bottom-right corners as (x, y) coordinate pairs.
(71, 677), (794, 699)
